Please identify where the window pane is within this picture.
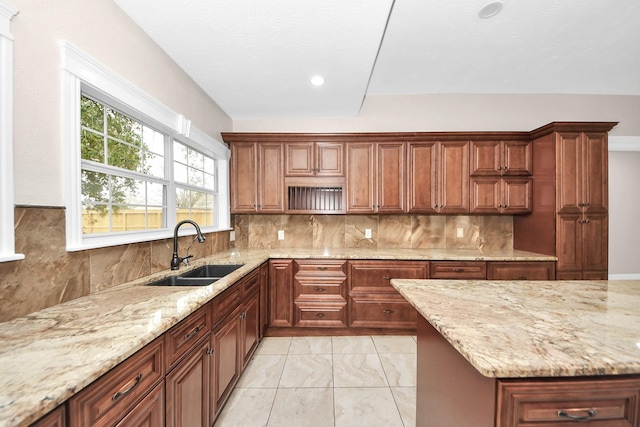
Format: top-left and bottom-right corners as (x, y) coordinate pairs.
(174, 141), (187, 164)
(146, 151), (164, 178)
(174, 162), (188, 184)
(143, 126), (164, 156)
(107, 138), (143, 173)
(80, 96), (104, 132)
(81, 130), (104, 163)
(107, 108), (142, 145)
(189, 168), (205, 187)
(81, 170), (109, 204)
(204, 172), (215, 190)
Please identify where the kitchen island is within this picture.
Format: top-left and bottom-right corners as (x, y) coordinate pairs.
(391, 279), (640, 426)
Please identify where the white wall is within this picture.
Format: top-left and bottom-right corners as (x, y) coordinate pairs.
(10, 0), (232, 206)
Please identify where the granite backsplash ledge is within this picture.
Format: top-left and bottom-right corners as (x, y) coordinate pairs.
(231, 214), (513, 251)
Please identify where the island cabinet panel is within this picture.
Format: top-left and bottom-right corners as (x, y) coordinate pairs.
(487, 262), (556, 280)
(293, 259), (348, 328)
(407, 141), (469, 214)
(68, 338), (164, 427)
(496, 377), (640, 427)
(30, 405), (66, 427)
(348, 260), (427, 329)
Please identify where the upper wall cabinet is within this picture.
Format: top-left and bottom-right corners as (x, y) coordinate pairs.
(470, 140), (532, 176)
(408, 140), (469, 214)
(285, 142), (344, 177)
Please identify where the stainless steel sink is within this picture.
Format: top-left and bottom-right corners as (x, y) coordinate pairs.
(146, 276), (219, 287)
(180, 264), (244, 278)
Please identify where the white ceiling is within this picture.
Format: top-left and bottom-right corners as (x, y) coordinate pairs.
(114, 0), (640, 120)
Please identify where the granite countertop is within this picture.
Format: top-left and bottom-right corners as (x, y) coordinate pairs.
(391, 278), (640, 379)
(0, 247), (554, 426)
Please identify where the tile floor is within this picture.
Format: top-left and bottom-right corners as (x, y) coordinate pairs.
(214, 335), (417, 427)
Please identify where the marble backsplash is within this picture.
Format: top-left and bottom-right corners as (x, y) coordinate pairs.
(0, 206), (231, 322)
(231, 214), (513, 251)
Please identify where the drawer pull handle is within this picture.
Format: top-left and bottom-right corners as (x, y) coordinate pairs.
(112, 373), (143, 401)
(557, 409), (597, 421)
(383, 309), (394, 314)
(382, 276), (391, 280)
(315, 313), (325, 317)
(315, 287), (326, 292)
(317, 267), (328, 270)
(184, 325), (203, 341)
(517, 276), (527, 280)
(452, 268), (464, 273)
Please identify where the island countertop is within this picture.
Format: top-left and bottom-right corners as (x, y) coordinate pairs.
(0, 247), (553, 426)
(391, 279), (640, 378)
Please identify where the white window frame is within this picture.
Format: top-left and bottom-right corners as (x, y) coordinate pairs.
(61, 41), (230, 251)
(0, 1), (23, 262)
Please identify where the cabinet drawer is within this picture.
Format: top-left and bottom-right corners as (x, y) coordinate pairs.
(430, 261), (487, 279)
(68, 338), (164, 427)
(294, 301), (347, 327)
(165, 303), (211, 370)
(294, 259), (347, 276)
(487, 262), (556, 280)
(295, 277), (346, 300)
(348, 261), (429, 293)
(242, 268), (261, 296)
(497, 377), (640, 427)
(349, 296), (417, 328)
(212, 284), (242, 325)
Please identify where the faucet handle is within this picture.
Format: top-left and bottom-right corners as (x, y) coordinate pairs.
(182, 254), (194, 266)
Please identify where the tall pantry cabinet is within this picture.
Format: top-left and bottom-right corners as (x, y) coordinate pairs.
(513, 122), (617, 280)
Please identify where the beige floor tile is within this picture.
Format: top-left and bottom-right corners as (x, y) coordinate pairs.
(255, 337), (292, 355)
(379, 353), (417, 387)
(236, 354), (286, 388)
(289, 336), (333, 354)
(267, 388), (334, 427)
(214, 387), (276, 427)
(279, 354), (333, 388)
(372, 335), (417, 354)
(334, 387), (404, 427)
(332, 335), (376, 353)
(391, 387), (416, 427)
(333, 353), (388, 387)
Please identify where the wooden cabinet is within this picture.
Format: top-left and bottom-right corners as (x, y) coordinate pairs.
(293, 259), (348, 328)
(497, 377), (640, 426)
(487, 262), (556, 280)
(212, 304), (241, 415)
(31, 405), (66, 427)
(269, 259), (294, 327)
(229, 141), (284, 213)
(470, 140), (532, 176)
(258, 262), (269, 339)
(68, 338), (164, 427)
(408, 140), (469, 214)
(346, 142), (406, 213)
(348, 260), (427, 329)
(285, 142), (343, 176)
(470, 176), (532, 214)
(115, 383), (164, 427)
(240, 269), (261, 368)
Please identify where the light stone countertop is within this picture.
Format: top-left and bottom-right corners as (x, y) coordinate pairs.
(0, 247), (554, 427)
(391, 278), (640, 379)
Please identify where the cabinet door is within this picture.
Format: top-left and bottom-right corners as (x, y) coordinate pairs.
(31, 406), (66, 427)
(230, 142), (257, 213)
(556, 213), (583, 273)
(377, 142), (406, 213)
(502, 140), (532, 176)
(285, 142), (314, 176)
(242, 289), (260, 368)
(487, 262), (556, 280)
(165, 338), (210, 427)
(115, 383), (164, 427)
(213, 306), (242, 412)
(582, 213), (608, 274)
(316, 142), (344, 176)
(346, 143), (375, 212)
(556, 133), (583, 213)
(501, 177), (532, 214)
(582, 132), (608, 214)
(439, 141), (469, 214)
(470, 140), (501, 176)
(268, 259), (294, 327)
(470, 177), (501, 214)
(257, 143), (284, 212)
(407, 142), (437, 213)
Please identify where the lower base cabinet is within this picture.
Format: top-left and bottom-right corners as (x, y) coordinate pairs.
(117, 383), (164, 427)
(30, 406), (66, 427)
(213, 304), (242, 414)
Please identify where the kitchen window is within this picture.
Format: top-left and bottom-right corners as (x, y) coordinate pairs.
(0, 1), (23, 262)
(62, 42), (230, 250)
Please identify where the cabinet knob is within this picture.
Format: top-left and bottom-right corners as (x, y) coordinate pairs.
(382, 309), (394, 314)
(452, 268), (464, 273)
(314, 287), (326, 292)
(315, 313), (326, 318)
(382, 275), (391, 280)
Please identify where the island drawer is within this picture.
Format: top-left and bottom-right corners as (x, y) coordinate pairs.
(68, 337), (164, 427)
(294, 301), (347, 327)
(348, 260), (429, 293)
(349, 295), (417, 328)
(497, 377), (640, 426)
(294, 259), (347, 276)
(429, 261), (487, 279)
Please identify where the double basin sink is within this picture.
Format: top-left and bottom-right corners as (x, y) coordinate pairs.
(147, 264), (244, 287)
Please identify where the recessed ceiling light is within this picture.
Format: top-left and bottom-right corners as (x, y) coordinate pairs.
(310, 75), (325, 86)
(478, 1), (503, 19)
